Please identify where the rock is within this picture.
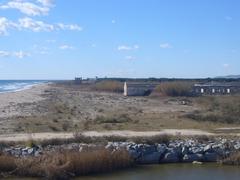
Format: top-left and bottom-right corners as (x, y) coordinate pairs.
(161, 152), (179, 163)
(181, 146), (189, 155)
(128, 149), (141, 159)
(157, 144), (167, 154)
(137, 151), (162, 164)
(204, 144), (213, 153)
(105, 142), (114, 150)
(203, 152), (218, 162)
(141, 145), (156, 155)
(182, 154), (203, 162)
(234, 143), (240, 150)
(190, 146), (204, 154)
(192, 161), (203, 165)
(34, 150), (42, 156)
(27, 148), (35, 155)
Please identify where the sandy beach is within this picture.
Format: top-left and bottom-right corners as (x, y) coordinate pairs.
(0, 83), (49, 118)
(0, 82), (239, 136)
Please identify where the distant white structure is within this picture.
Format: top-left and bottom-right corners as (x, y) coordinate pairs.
(124, 82), (159, 96)
(193, 82), (240, 95)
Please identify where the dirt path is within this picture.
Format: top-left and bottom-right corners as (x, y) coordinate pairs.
(0, 129), (216, 142)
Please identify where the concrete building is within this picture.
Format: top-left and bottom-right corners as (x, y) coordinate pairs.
(124, 82), (159, 96)
(74, 77), (82, 84)
(193, 82), (240, 95)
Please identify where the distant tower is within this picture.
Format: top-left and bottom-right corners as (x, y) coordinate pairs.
(124, 82), (128, 96)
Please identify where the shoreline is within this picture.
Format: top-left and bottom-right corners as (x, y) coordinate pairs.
(0, 135), (239, 179)
(0, 82), (51, 121)
(0, 81), (50, 94)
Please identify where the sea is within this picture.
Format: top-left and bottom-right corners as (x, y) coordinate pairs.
(0, 80), (48, 93)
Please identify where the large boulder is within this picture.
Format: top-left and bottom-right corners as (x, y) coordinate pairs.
(157, 144), (167, 154)
(234, 143), (240, 150)
(203, 152), (218, 162)
(128, 149), (141, 159)
(181, 146), (189, 155)
(161, 151), (179, 163)
(190, 146), (204, 154)
(137, 151), (163, 164)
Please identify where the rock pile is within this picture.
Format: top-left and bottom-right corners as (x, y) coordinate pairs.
(105, 138), (240, 164)
(2, 138), (240, 164)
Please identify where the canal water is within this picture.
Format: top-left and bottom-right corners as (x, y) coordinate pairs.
(77, 163), (240, 180)
(7, 163), (240, 180)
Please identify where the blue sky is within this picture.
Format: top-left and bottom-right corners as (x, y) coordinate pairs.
(0, 0), (239, 79)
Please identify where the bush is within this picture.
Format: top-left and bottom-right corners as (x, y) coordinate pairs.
(154, 81), (193, 97)
(95, 114), (132, 124)
(221, 152), (240, 165)
(92, 81), (123, 93)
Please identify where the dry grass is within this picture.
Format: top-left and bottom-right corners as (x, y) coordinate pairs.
(38, 133), (173, 147)
(185, 96), (240, 124)
(221, 152), (240, 166)
(0, 149), (133, 179)
(154, 81), (193, 97)
(94, 114), (132, 124)
(0, 154), (17, 173)
(91, 80), (123, 93)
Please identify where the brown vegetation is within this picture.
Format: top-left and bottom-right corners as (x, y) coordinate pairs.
(0, 149), (133, 179)
(94, 114), (132, 124)
(221, 152), (240, 166)
(154, 81), (193, 96)
(185, 96), (240, 124)
(91, 80), (123, 93)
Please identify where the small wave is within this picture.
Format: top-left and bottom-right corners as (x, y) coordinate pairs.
(0, 81), (47, 93)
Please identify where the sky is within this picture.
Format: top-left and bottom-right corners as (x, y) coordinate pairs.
(0, 0), (240, 79)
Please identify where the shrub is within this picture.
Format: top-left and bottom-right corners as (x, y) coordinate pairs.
(221, 152), (240, 165)
(92, 81), (123, 93)
(95, 114), (132, 124)
(154, 81), (193, 97)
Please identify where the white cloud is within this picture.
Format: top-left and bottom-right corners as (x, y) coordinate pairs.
(160, 43), (172, 49)
(19, 17), (54, 32)
(125, 55), (135, 60)
(14, 50), (30, 58)
(117, 44), (139, 51)
(0, 50), (30, 58)
(37, 0), (54, 7)
(225, 16), (232, 21)
(111, 20), (116, 24)
(0, 17), (10, 35)
(57, 23), (82, 31)
(0, 50), (10, 57)
(0, 0), (51, 16)
(0, 16), (83, 35)
(0, 17), (18, 35)
(59, 45), (74, 50)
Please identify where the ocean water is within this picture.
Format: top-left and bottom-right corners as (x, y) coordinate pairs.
(0, 80), (47, 93)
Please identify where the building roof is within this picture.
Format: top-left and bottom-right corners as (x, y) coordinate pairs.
(125, 82), (160, 88)
(194, 81), (240, 87)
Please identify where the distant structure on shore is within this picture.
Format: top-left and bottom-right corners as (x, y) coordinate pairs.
(74, 77), (82, 84)
(193, 82), (240, 95)
(124, 82), (159, 96)
(74, 77), (97, 85)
